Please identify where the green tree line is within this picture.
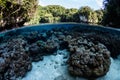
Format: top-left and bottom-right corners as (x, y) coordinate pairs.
(37, 5), (103, 25)
(0, 0), (120, 31)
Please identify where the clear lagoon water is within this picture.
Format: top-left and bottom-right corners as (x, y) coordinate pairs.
(1, 23), (120, 80)
(22, 50), (120, 80)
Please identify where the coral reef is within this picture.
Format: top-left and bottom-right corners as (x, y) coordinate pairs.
(0, 27), (112, 79)
(29, 39), (58, 62)
(68, 38), (111, 78)
(0, 38), (31, 80)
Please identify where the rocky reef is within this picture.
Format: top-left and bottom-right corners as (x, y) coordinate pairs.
(0, 27), (112, 79)
(68, 38), (111, 78)
(51, 28), (111, 78)
(0, 38), (31, 80)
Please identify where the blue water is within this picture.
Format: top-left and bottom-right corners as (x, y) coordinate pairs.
(1, 23), (120, 80)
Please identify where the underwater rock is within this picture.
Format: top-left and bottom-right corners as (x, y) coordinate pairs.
(68, 40), (111, 78)
(85, 34), (120, 58)
(25, 31), (39, 44)
(0, 27), (115, 79)
(29, 39), (58, 62)
(48, 28), (111, 78)
(0, 38), (31, 80)
(29, 43), (43, 62)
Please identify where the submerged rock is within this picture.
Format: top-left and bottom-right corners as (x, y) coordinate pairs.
(48, 28), (111, 78)
(0, 27), (113, 79)
(0, 38), (31, 80)
(68, 40), (111, 78)
(29, 38), (59, 62)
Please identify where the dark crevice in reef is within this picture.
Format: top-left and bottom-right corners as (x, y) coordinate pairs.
(0, 26), (119, 79)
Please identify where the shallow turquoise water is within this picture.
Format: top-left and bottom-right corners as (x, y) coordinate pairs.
(1, 23), (120, 80)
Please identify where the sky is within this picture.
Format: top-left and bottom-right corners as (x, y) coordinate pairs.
(39, 0), (104, 10)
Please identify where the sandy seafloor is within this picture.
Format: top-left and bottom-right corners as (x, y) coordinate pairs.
(18, 50), (120, 80)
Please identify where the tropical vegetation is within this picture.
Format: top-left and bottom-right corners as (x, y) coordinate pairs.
(0, 0), (120, 31)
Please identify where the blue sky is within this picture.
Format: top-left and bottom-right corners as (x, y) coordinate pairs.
(39, 0), (104, 10)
